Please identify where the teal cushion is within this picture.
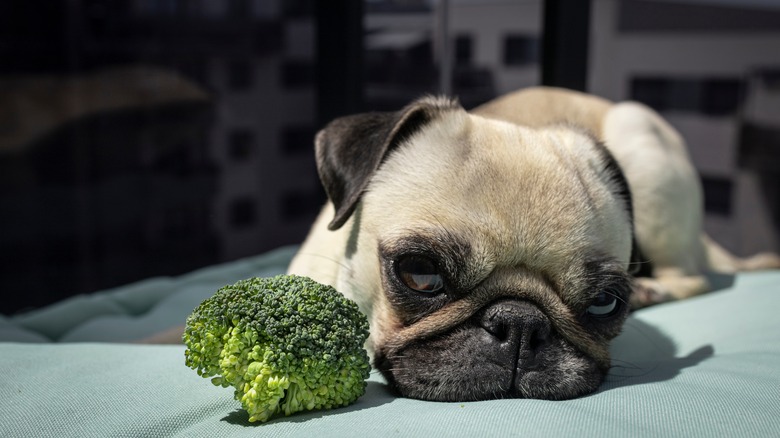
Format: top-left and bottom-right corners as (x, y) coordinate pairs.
(3, 246), (298, 342)
(0, 315), (48, 343)
(1, 247), (779, 437)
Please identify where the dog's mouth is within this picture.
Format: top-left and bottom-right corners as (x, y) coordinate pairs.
(374, 300), (605, 402)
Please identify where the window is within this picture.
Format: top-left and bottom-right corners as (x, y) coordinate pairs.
(282, 0), (313, 18)
(280, 190), (324, 220)
(454, 34), (472, 66)
(503, 34), (538, 66)
(229, 197), (257, 228)
(630, 77), (743, 116)
(280, 125), (315, 155)
(228, 129), (254, 161)
(703, 79), (743, 116)
(630, 78), (671, 111)
(177, 58), (209, 88)
(701, 175), (733, 217)
(228, 0), (250, 18)
(739, 123), (780, 172)
(228, 59), (253, 90)
(281, 60), (315, 89)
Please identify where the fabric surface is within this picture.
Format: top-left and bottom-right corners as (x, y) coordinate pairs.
(1, 246), (298, 343)
(2, 248), (779, 437)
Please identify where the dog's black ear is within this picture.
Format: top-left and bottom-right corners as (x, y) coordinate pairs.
(592, 141), (645, 276)
(315, 97), (460, 230)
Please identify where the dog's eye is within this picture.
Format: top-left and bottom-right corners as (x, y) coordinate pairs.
(396, 255), (444, 294)
(586, 291), (620, 317)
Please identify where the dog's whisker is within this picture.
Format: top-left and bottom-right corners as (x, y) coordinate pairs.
(604, 289), (630, 306)
(289, 251), (354, 273)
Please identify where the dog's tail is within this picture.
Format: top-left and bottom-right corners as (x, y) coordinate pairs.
(702, 234), (780, 273)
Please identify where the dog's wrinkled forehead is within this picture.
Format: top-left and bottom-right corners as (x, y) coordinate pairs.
(362, 110), (634, 272)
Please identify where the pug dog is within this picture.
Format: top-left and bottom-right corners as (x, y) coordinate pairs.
(287, 86), (780, 402)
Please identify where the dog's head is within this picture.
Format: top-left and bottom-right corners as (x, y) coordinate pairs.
(314, 96), (637, 401)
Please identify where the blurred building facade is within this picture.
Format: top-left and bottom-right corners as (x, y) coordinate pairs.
(1, 0), (778, 313)
(0, 0), (321, 313)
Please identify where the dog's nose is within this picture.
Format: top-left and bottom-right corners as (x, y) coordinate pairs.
(478, 300), (551, 367)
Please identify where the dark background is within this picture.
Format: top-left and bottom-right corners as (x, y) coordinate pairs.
(2, 0), (779, 314)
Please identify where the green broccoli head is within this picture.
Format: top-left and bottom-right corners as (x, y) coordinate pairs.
(183, 274), (371, 423)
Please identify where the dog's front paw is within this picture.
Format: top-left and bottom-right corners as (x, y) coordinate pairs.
(630, 278), (674, 310)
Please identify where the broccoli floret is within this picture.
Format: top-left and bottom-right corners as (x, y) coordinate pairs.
(183, 274), (371, 423)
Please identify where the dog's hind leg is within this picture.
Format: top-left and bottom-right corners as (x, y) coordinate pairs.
(701, 234), (780, 273)
(630, 235), (780, 309)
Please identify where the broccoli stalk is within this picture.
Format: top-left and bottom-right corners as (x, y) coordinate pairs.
(183, 275), (371, 423)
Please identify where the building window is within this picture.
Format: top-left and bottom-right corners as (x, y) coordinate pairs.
(739, 123), (780, 172)
(630, 78), (670, 111)
(630, 77), (744, 116)
(281, 60), (315, 89)
(228, 0), (251, 18)
(177, 58), (209, 88)
(200, 0), (228, 18)
(229, 197), (257, 228)
(503, 34), (538, 66)
(281, 125), (315, 155)
(758, 69), (780, 89)
(280, 190), (324, 220)
(228, 59), (253, 90)
(134, 0), (179, 16)
(454, 34), (472, 66)
(154, 143), (191, 175)
(161, 206), (194, 239)
(228, 129), (254, 161)
(701, 175), (733, 217)
(282, 0), (313, 17)
(702, 79), (743, 116)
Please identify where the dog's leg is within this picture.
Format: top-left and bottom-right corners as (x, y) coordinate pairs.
(701, 233), (780, 273)
(603, 102), (714, 308)
(605, 103), (780, 310)
(631, 243), (780, 309)
(631, 271), (709, 309)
